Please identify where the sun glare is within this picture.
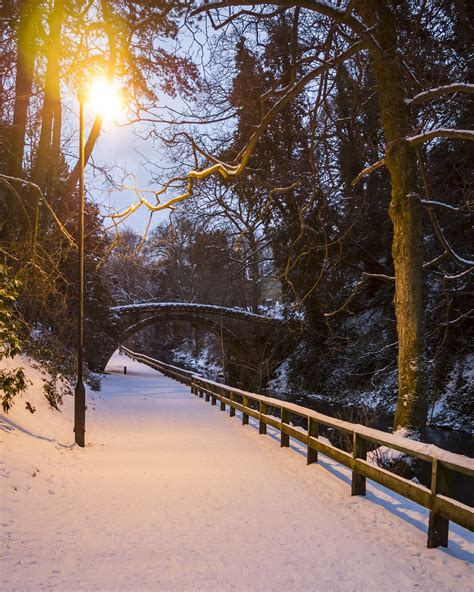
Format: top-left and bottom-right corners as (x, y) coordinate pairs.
(86, 78), (125, 122)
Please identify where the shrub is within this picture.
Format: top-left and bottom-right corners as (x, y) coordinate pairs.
(0, 265), (29, 411)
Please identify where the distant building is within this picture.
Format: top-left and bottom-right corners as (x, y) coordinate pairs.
(261, 275), (281, 306)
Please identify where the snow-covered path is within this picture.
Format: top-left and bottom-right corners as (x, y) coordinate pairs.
(1, 351), (473, 591)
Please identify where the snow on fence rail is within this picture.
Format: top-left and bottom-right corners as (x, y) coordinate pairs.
(120, 347), (195, 385)
(120, 346), (474, 549)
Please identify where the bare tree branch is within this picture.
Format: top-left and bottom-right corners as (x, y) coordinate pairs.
(444, 268), (473, 280)
(0, 174), (76, 245)
(416, 146), (474, 267)
(352, 127), (474, 186)
(351, 158), (385, 185)
(192, 0), (385, 57)
(114, 41), (363, 217)
(420, 199), (461, 212)
(405, 83), (474, 105)
(407, 128), (474, 146)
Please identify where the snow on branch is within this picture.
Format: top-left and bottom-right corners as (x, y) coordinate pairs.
(415, 146), (474, 268)
(407, 128), (474, 146)
(352, 128), (474, 186)
(192, 0), (347, 19)
(405, 83), (474, 106)
(420, 200), (461, 212)
(424, 209), (474, 267)
(444, 268), (473, 281)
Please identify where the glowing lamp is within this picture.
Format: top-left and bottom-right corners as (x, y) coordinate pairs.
(86, 77), (125, 121)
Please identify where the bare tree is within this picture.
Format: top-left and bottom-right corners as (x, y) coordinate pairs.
(117, 1), (473, 437)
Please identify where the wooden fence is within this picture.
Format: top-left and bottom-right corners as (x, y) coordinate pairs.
(120, 346), (474, 549)
(120, 347), (194, 385)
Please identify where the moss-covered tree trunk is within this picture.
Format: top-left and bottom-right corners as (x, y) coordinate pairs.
(358, 0), (427, 435)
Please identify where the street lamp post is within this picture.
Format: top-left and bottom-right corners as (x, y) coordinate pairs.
(74, 89), (86, 447)
(73, 79), (124, 447)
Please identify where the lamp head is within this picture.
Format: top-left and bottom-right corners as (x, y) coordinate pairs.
(85, 77), (125, 122)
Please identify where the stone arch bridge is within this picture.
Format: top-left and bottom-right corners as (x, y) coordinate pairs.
(91, 302), (299, 391)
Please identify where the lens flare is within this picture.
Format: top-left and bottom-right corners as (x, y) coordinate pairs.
(86, 78), (124, 121)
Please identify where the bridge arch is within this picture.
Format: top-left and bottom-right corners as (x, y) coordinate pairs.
(121, 312), (247, 356)
(112, 302), (288, 328)
(90, 302), (297, 391)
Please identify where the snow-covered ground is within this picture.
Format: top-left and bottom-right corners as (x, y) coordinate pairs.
(1, 351), (473, 591)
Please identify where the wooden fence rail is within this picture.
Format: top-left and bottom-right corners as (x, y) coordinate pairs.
(120, 346), (473, 549)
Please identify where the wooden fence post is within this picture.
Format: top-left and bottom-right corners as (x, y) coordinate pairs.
(205, 388), (210, 402)
(427, 459), (450, 548)
(307, 417), (319, 464)
(220, 387), (226, 411)
(259, 402), (267, 435)
(281, 408), (290, 447)
(242, 396), (249, 425)
(229, 392), (235, 417)
(351, 433), (367, 496)
(211, 388), (217, 405)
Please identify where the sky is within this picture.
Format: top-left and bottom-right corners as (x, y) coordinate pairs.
(88, 119), (172, 235)
(74, 22), (226, 238)
(62, 84), (173, 236)
(79, 28), (213, 238)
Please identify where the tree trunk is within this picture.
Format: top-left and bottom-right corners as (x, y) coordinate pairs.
(33, 0), (63, 187)
(358, 0), (427, 435)
(3, 1), (40, 239)
(9, 1), (40, 177)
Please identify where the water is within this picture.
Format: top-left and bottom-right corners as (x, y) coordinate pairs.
(290, 395), (473, 505)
